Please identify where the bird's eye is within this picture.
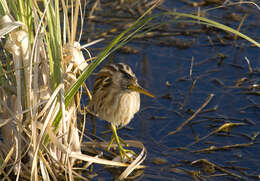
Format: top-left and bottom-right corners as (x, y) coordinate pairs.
(123, 72), (132, 79)
(120, 69), (132, 80)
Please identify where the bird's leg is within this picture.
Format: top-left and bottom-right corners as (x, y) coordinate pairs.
(107, 130), (128, 149)
(107, 136), (115, 151)
(108, 124), (136, 161)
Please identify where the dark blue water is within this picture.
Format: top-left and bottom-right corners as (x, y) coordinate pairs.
(82, 1), (260, 180)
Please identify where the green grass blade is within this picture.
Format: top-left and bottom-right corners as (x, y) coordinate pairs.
(43, 0), (62, 90)
(168, 12), (260, 48)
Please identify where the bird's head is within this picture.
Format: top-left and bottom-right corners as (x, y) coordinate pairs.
(94, 63), (155, 98)
(116, 63), (155, 98)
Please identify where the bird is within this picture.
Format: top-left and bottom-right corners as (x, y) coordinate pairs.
(87, 63), (155, 160)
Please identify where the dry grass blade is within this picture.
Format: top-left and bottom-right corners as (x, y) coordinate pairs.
(82, 152), (103, 169)
(39, 158), (50, 181)
(0, 15), (24, 37)
(168, 93), (215, 136)
(187, 122), (246, 147)
(180, 78), (198, 110)
(37, 84), (63, 119)
(46, 119), (68, 154)
(1, 145), (15, 170)
(119, 140), (147, 180)
(38, 151), (58, 181)
(70, 151), (145, 168)
(244, 57), (253, 75)
(192, 142), (254, 153)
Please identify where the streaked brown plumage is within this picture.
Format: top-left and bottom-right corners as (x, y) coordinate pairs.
(88, 63), (154, 160)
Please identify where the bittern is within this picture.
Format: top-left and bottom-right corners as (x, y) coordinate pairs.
(88, 63), (155, 160)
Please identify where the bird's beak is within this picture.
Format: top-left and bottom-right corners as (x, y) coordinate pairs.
(128, 84), (155, 98)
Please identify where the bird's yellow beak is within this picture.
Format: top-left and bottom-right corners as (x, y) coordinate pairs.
(128, 84), (155, 98)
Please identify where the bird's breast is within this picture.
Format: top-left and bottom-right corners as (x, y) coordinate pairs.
(115, 92), (140, 126)
(90, 90), (140, 127)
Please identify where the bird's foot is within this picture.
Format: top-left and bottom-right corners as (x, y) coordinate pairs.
(107, 135), (136, 161)
(117, 144), (136, 161)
